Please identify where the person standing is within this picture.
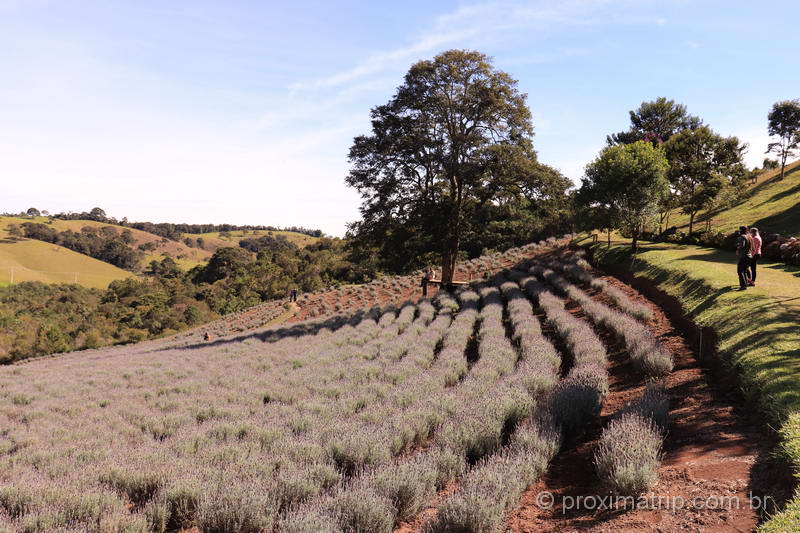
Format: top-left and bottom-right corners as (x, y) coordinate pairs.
(736, 226), (753, 291)
(749, 227), (762, 286)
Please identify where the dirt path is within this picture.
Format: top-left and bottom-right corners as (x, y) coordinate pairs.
(507, 274), (766, 533)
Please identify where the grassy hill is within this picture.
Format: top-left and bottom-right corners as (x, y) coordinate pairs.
(0, 216), (214, 271)
(183, 228), (320, 252)
(670, 158), (800, 236)
(0, 219), (134, 288)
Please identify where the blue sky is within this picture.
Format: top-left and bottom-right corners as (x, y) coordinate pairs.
(2, 0), (798, 236)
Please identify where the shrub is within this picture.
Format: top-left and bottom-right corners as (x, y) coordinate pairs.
(328, 487), (395, 533)
(617, 382), (669, 431)
(195, 487), (276, 533)
(278, 507), (342, 533)
(99, 467), (163, 508)
(550, 363), (607, 440)
(594, 413), (663, 496)
(371, 456), (438, 522)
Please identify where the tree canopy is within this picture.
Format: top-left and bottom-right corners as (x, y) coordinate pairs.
(663, 126), (747, 234)
(767, 99), (800, 180)
(607, 97), (702, 146)
(579, 141), (669, 250)
(346, 49), (569, 282)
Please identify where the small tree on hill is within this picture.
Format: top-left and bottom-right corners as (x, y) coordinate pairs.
(579, 141), (669, 251)
(766, 99), (800, 180)
(664, 126), (747, 235)
(89, 207), (107, 221)
(26, 207), (40, 217)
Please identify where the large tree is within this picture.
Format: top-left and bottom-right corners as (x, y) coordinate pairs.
(579, 141), (669, 251)
(766, 99), (800, 180)
(663, 126), (747, 235)
(607, 97), (702, 146)
(346, 50), (565, 285)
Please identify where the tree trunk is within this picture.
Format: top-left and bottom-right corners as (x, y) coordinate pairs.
(780, 151), (787, 180)
(631, 223), (639, 252)
(689, 212), (695, 235)
(607, 227), (611, 248)
(440, 229), (460, 288)
(440, 197), (461, 289)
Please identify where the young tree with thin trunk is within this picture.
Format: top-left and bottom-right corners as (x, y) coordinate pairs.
(766, 99), (800, 180)
(663, 126), (747, 235)
(346, 50), (544, 286)
(578, 141), (670, 251)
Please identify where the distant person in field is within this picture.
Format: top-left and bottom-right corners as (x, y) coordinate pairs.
(736, 226), (753, 290)
(290, 288), (298, 302)
(749, 227), (762, 286)
(421, 268), (431, 297)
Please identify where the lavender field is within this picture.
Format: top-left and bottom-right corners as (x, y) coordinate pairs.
(0, 241), (672, 533)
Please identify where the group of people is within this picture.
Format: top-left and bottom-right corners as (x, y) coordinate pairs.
(736, 226), (762, 290)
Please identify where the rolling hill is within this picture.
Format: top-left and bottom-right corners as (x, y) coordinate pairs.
(0, 217), (322, 287)
(669, 158), (800, 237)
(0, 219), (134, 288)
(182, 228), (320, 252)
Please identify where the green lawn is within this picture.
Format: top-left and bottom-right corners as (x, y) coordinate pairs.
(587, 238), (800, 531)
(668, 158), (800, 237)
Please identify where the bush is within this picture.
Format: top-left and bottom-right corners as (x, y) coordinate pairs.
(550, 364), (606, 440)
(328, 488), (395, 533)
(594, 413), (663, 496)
(195, 487), (276, 533)
(371, 455), (438, 522)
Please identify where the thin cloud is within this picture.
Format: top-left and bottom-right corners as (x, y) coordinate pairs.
(288, 0), (616, 91)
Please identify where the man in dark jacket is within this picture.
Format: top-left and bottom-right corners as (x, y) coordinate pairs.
(736, 226), (752, 290)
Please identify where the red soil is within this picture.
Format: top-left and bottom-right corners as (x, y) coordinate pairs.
(506, 274), (766, 533)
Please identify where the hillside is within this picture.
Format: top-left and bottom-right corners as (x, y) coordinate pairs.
(1, 216), (215, 269)
(670, 158), (800, 236)
(0, 218), (134, 288)
(183, 229), (320, 252)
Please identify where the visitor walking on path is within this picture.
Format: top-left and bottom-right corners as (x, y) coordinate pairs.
(736, 226), (753, 291)
(289, 288), (298, 302)
(749, 227), (762, 286)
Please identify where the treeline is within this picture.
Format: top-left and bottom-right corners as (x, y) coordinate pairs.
(22, 207), (325, 240)
(576, 96), (800, 249)
(0, 237), (373, 362)
(8, 207), (325, 241)
(14, 222), (143, 270)
(575, 97), (755, 249)
(0, 279), (215, 363)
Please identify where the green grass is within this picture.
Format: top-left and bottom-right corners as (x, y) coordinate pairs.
(668, 158), (800, 236)
(588, 238), (800, 531)
(0, 239), (134, 288)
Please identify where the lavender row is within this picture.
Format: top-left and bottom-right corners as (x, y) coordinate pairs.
(533, 265), (673, 378)
(594, 384), (669, 496)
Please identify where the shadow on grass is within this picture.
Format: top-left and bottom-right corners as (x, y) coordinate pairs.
(752, 198), (800, 237)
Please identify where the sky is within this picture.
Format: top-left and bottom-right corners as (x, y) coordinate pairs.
(2, 1), (799, 236)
